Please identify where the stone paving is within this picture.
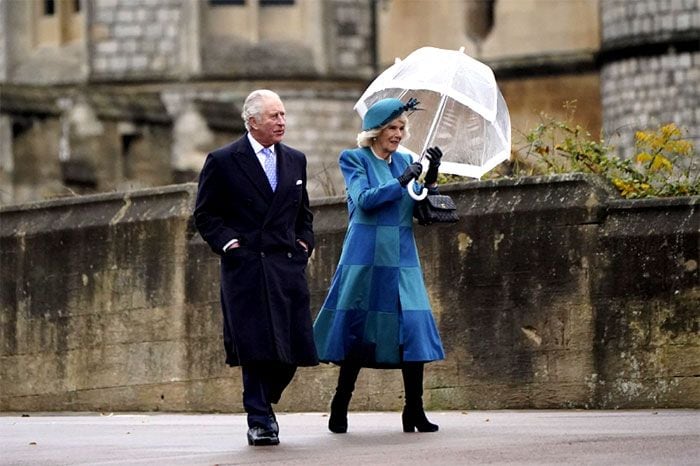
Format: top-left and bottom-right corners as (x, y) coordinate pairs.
(1, 410), (699, 465)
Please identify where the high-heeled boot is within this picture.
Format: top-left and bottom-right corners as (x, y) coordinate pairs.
(328, 391), (351, 433)
(328, 364), (361, 434)
(401, 362), (438, 433)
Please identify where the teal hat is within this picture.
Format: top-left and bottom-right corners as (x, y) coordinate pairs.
(362, 97), (420, 131)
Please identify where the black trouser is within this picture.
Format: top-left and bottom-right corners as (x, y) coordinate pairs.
(242, 363), (296, 429)
(334, 362), (425, 407)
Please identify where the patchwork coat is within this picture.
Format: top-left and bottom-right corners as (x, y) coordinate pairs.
(313, 147), (445, 367)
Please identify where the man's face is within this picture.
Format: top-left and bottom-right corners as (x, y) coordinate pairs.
(249, 96), (286, 146)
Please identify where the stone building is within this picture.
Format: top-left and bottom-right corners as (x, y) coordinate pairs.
(0, 0), (374, 204)
(0, 0), (697, 206)
(600, 0), (700, 159)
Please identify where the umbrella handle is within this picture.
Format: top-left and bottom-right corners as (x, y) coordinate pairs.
(407, 179), (428, 201)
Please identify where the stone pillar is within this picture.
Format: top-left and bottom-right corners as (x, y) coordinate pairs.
(172, 103), (214, 175)
(0, 115), (12, 204)
(0, 0), (7, 82)
(178, 0), (202, 79)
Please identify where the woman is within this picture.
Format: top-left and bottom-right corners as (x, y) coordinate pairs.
(313, 97), (445, 434)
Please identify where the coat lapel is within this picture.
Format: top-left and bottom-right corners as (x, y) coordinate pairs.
(225, 137), (274, 201)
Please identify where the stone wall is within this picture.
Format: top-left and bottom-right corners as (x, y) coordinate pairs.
(324, 0), (375, 76)
(0, 85), (176, 203)
(592, 196), (700, 407)
(1, 175), (698, 413)
(601, 51), (700, 159)
(89, 0), (187, 80)
(0, 83), (363, 205)
(282, 89), (362, 198)
(601, 0), (700, 47)
(86, 0), (374, 81)
(600, 0), (700, 159)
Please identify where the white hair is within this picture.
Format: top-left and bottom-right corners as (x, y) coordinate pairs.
(241, 89), (281, 131)
(356, 114), (410, 148)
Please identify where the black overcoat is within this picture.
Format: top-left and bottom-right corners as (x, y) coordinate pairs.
(193, 134), (318, 367)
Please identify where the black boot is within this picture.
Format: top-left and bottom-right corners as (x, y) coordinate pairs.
(328, 392), (350, 433)
(401, 362), (438, 433)
(328, 364), (360, 434)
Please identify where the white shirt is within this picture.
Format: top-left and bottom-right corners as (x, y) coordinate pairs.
(247, 133), (276, 170)
(223, 135), (276, 252)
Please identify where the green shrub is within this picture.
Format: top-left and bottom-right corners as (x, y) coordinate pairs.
(472, 107), (700, 199)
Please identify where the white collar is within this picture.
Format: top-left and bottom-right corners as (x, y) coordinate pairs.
(370, 146), (391, 163)
(247, 133), (274, 155)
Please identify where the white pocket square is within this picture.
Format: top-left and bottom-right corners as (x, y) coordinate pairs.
(295, 179), (302, 185)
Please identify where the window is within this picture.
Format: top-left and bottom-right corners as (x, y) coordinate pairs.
(209, 0), (245, 5)
(34, 0), (85, 46)
(43, 0), (55, 15)
(260, 0), (294, 5)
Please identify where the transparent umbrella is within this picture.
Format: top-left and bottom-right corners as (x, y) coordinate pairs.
(355, 46), (511, 186)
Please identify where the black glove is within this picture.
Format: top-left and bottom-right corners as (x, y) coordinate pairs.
(424, 146), (443, 185)
(397, 162), (423, 186)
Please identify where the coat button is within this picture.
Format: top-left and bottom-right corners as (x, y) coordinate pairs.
(260, 252), (265, 258)
(287, 252), (292, 258)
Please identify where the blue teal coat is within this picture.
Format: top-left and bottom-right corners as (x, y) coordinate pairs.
(313, 147), (445, 367)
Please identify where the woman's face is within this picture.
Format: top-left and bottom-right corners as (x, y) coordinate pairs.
(373, 117), (405, 158)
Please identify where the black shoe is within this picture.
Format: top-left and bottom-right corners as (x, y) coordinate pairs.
(328, 410), (348, 434)
(269, 412), (279, 435)
(402, 406), (439, 433)
(328, 393), (350, 433)
(247, 426), (279, 446)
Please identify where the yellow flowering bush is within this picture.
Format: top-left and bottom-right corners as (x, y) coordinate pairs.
(490, 108), (700, 199)
(626, 123), (698, 197)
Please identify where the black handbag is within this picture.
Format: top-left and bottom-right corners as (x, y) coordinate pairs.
(413, 194), (459, 226)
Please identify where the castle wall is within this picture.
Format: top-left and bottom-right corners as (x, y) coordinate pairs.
(600, 0), (700, 158)
(1, 0), (697, 208)
(89, 0), (189, 80)
(0, 82), (363, 204)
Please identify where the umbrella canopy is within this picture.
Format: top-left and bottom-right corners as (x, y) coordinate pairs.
(355, 46), (511, 179)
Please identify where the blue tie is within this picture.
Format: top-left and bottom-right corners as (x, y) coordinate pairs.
(261, 147), (277, 191)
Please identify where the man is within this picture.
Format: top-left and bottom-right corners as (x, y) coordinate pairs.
(193, 89), (318, 446)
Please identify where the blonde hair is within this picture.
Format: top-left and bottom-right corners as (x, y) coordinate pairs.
(356, 114), (410, 148)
